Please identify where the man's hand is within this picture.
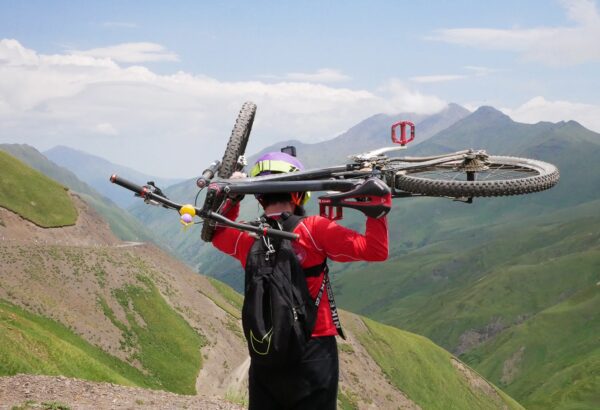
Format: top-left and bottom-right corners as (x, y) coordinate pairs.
(230, 171), (247, 179)
(228, 171), (247, 203)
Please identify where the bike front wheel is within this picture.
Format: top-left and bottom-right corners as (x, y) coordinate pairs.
(395, 156), (559, 198)
(201, 101), (256, 242)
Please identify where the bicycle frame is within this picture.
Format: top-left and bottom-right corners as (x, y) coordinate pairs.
(215, 149), (479, 197)
(110, 148), (487, 239)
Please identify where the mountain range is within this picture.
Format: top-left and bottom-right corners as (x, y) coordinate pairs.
(7, 102), (600, 409)
(44, 145), (183, 209)
(247, 103), (470, 169)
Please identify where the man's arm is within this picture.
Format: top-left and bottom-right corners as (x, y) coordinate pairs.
(211, 199), (254, 267)
(308, 215), (388, 262)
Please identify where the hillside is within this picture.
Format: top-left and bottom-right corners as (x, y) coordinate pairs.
(44, 145), (183, 209)
(0, 144), (158, 243)
(0, 153), (521, 409)
(0, 151), (77, 228)
(463, 284), (600, 410)
(333, 108), (600, 408)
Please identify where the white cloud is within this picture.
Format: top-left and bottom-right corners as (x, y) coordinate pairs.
(464, 66), (505, 76)
(410, 66), (501, 84)
(502, 96), (600, 132)
(266, 68), (352, 83)
(0, 39), (448, 176)
(380, 80), (447, 114)
(94, 123), (118, 136)
(428, 0), (600, 66)
(410, 74), (467, 83)
(68, 42), (179, 63)
(0, 38), (39, 65)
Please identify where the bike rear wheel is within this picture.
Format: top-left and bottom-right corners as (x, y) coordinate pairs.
(201, 101), (256, 242)
(395, 156), (559, 198)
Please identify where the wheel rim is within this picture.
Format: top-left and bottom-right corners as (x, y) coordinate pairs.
(404, 161), (542, 182)
(395, 156), (559, 197)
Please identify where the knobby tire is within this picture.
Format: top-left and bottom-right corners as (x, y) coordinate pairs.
(201, 101), (256, 242)
(395, 156), (559, 198)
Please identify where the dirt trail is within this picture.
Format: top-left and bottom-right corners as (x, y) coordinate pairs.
(0, 375), (244, 410)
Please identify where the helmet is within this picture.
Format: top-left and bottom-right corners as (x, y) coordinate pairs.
(249, 151), (310, 206)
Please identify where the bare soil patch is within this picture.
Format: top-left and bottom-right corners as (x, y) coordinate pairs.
(0, 374), (243, 410)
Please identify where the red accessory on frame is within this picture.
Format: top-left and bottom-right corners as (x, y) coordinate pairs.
(391, 121), (415, 146)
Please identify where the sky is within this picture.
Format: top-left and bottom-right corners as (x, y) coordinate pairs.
(1, 0), (599, 177)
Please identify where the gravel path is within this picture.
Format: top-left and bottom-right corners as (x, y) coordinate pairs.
(0, 375), (245, 410)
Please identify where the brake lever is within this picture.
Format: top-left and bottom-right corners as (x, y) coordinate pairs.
(146, 181), (167, 198)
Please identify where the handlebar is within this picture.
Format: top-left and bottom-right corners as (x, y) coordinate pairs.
(110, 174), (146, 196)
(109, 174), (299, 241)
(207, 212), (298, 241)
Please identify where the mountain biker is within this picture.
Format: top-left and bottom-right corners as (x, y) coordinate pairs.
(211, 151), (390, 410)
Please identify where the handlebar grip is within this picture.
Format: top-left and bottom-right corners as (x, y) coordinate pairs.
(110, 174), (146, 196)
(197, 160), (221, 188)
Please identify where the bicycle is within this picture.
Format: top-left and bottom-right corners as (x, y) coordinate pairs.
(110, 101), (560, 242)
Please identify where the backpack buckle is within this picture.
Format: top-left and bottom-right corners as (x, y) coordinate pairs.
(261, 235), (276, 260)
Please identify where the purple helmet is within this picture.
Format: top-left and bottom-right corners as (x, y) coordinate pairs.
(249, 152), (305, 177)
(249, 151), (310, 205)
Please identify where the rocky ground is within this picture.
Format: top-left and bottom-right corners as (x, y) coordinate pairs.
(0, 375), (244, 410)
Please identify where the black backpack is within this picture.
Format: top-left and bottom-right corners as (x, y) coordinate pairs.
(241, 213), (343, 367)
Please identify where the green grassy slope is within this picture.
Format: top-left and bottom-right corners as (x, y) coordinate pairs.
(462, 286), (600, 410)
(0, 244), (207, 395)
(102, 274), (204, 394)
(338, 201), (600, 345)
(0, 151), (77, 227)
(328, 110), (600, 408)
(335, 203), (600, 409)
(348, 316), (523, 410)
(0, 299), (159, 389)
(0, 144), (157, 242)
(1, 274), (205, 396)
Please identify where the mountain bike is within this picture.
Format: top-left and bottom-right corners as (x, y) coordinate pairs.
(110, 101), (559, 241)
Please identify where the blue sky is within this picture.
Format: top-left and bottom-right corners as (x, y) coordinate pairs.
(1, 0), (599, 176)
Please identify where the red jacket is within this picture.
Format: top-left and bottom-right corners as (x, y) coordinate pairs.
(212, 202), (388, 337)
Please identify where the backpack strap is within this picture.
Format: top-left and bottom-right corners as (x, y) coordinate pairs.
(279, 212), (303, 232)
(314, 264), (346, 339)
(280, 212), (346, 339)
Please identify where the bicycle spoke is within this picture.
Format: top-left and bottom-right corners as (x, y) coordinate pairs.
(395, 156), (558, 198)
(405, 162), (540, 182)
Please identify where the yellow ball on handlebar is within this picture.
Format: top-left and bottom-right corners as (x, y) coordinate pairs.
(179, 204), (196, 217)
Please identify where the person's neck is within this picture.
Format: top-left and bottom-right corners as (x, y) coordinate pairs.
(264, 202), (295, 217)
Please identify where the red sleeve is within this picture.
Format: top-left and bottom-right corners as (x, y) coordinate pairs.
(211, 200), (254, 268)
(307, 215), (388, 262)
